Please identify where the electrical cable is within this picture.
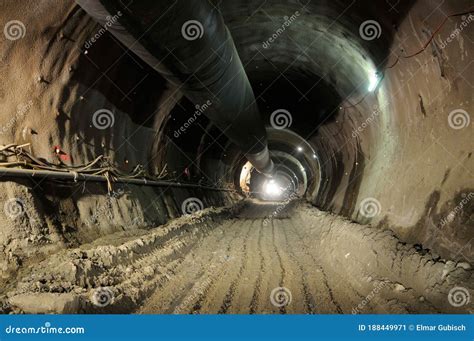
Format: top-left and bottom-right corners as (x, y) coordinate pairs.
(0, 144), (235, 192)
(342, 7), (474, 111)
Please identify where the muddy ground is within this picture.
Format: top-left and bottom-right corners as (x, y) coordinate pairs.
(1, 200), (472, 314)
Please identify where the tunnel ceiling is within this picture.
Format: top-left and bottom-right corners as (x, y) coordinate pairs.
(173, 0), (400, 197)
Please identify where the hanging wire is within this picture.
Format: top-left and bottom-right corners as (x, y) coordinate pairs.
(342, 7), (474, 111)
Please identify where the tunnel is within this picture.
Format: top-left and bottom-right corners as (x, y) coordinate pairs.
(0, 0), (473, 314)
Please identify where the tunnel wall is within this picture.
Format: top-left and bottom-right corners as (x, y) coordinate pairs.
(219, 0), (473, 262)
(350, 0), (474, 262)
(0, 0), (472, 281)
(0, 0), (240, 282)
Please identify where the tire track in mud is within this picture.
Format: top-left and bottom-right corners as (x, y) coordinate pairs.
(248, 219), (265, 314)
(244, 217), (283, 313)
(139, 220), (238, 313)
(227, 219), (263, 313)
(252, 217), (285, 313)
(286, 214), (344, 313)
(196, 219), (253, 313)
(270, 219), (288, 314)
(188, 219), (252, 313)
(274, 218), (316, 314)
(291, 211), (367, 313)
(290, 212), (423, 314)
(217, 219), (255, 313)
(10, 201), (470, 314)
(140, 201), (397, 314)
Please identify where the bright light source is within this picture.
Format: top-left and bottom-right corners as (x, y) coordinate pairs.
(297, 146), (303, 152)
(312, 154), (317, 159)
(264, 179), (282, 197)
(368, 71), (381, 92)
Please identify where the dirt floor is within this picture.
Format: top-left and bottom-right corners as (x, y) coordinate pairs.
(2, 200), (473, 314)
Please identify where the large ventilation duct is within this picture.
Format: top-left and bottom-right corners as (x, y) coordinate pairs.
(1, 0), (473, 316)
(76, 0), (274, 175)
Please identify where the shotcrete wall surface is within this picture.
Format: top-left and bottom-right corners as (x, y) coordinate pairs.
(0, 0), (472, 313)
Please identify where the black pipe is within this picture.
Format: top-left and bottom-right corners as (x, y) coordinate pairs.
(0, 167), (236, 191)
(76, 0), (274, 175)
